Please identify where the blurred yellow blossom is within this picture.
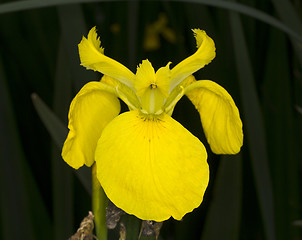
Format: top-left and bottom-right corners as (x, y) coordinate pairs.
(143, 13), (176, 51)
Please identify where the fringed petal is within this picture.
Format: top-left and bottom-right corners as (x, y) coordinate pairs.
(78, 27), (135, 88)
(170, 29), (216, 90)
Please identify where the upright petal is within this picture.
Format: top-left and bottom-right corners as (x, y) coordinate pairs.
(79, 27), (135, 88)
(134, 60), (167, 114)
(155, 62), (172, 97)
(134, 59), (171, 96)
(95, 110), (209, 221)
(184, 78), (243, 154)
(170, 29), (216, 90)
(134, 60), (156, 96)
(62, 81), (120, 169)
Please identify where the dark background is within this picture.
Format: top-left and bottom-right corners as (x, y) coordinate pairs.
(0, 0), (302, 239)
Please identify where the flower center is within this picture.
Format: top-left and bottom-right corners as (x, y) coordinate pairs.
(150, 83), (157, 89)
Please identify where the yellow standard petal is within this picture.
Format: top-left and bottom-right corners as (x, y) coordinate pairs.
(134, 60), (170, 114)
(184, 76), (243, 154)
(95, 110), (209, 221)
(170, 29), (216, 90)
(62, 81), (120, 169)
(134, 60), (170, 97)
(134, 60), (157, 96)
(78, 27), (135, 88)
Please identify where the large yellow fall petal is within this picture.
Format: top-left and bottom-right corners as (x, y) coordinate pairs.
(185, 78), (243, 154)
(170, 29), (216, 90)
(95, 110), (209, 221)
(78, 27), (135, 88)
(62, 81), (120, 169)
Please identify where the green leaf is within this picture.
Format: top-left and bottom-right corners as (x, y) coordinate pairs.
(127, 1), (139, 70)
(229, 10), (276, 240)
(0, 53), (52, 240)
(201, 155), (242, 240)
(0, 0), (301, 44)
(0, 0), (105, 14)
(57, 3), (96, 90)
(31, 93), (67, 149)
(182, 0), (302, 43)
(51, 36), (74, 239)
(31, 93), (91, 195)
(270, 0), (302, 65)
(262, 28), (300, 240)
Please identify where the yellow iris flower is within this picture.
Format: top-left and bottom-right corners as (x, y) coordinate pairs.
(62, 27), (243, 221)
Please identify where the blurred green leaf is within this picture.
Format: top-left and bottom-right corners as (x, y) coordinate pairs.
(183, 0), (302, 43)
(201, 155), (242, 240)
(263, 28), (300, 240)
(0, 0), (105, 14)
(127, 1), (139, 70)
(229, 9), (276, 240)
(57, 3), (96, 90)
(0, 0), (301, 43)
(31, 93), (91, 195)
(271, 0), (302, 65)
(31, 93), (67, 149)
(51, 36), (74, 239)
(0, 54), (52, 240)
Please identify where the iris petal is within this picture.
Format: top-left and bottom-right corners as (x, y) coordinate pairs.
(62, 81), (120, 169)
(134, 60), (171, 97)
(185, 77), (243, 154)
(95, 110), (209, 221)
(170, 29), (216, 90)
(134, 60), (156, 96)
(78, 27), (135, 88)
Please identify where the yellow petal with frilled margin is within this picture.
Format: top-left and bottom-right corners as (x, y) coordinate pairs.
(185, 79), (243, 154)
(78, 27), (135, 88)
(62, 81), (120, 169)
(95, 110), (209, 221)
(170, 29), (216, 90)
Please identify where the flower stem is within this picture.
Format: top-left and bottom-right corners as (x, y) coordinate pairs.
(92, 163), (107, 240)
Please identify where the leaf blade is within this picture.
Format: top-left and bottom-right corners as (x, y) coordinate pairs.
(0, 53), (52, 240)
(229, 10), (276, 240)
(201, 155), (242, 240)
(31, 93), (92, 195)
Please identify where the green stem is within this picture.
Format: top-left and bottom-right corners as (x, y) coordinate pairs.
(92, 163), (108, 240)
